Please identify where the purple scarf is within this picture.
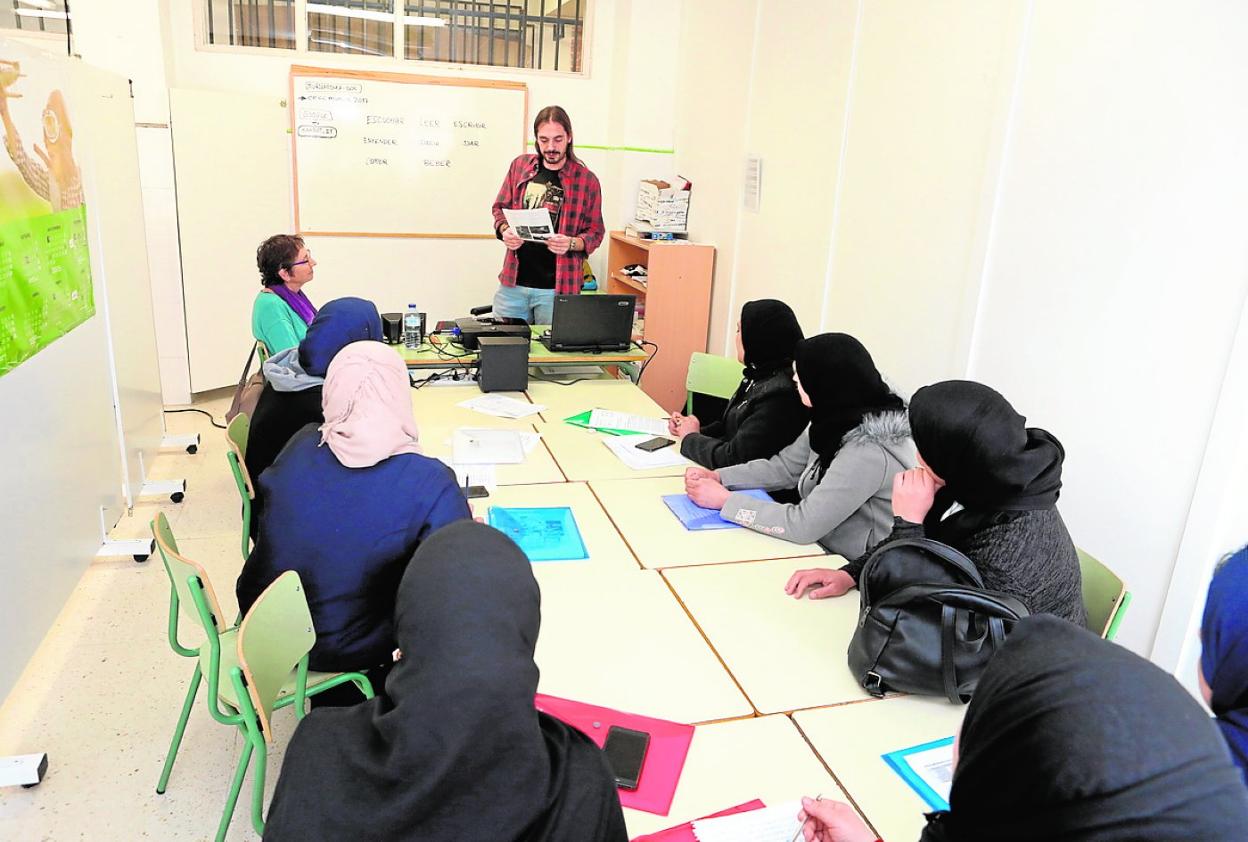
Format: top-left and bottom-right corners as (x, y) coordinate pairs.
(269, 283), (317, 325)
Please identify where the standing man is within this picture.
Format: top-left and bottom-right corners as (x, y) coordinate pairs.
(491, 105), (604, 325)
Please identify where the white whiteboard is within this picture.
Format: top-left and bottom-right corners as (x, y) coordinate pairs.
(291, 67), (528, 238)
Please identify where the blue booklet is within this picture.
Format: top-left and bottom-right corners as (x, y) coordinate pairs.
(487, 506), (589, 562)
(881, 736), (955, 811)
(661, 489), (773, 531)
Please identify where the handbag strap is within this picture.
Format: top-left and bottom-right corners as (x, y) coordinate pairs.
(940, 603), (962, 704)
(236, 342), (259, 389)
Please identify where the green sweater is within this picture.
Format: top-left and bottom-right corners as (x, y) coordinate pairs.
(252, 289), (308, 354)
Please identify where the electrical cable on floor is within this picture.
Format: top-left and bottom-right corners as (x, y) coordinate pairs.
(164, 407), (226, 429)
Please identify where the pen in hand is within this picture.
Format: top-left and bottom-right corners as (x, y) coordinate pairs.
(791, 794), (822, 842)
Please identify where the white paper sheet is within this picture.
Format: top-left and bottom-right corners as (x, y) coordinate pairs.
(502, 207), (555, 241)
(452, 429), (526, 465)
(691, 800), (803, 842)
(602, 433), (690, 470)
(587, 409), (668, 436)
(457, 394), (544, 419)
(438, 460), (497, 490)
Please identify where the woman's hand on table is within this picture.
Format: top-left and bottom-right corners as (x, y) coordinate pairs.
(685, 474), (731, 509)
(796, 797), (877, 842)
(784, 568), (855, 600)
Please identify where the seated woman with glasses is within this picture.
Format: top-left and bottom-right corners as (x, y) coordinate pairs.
(252, 234), (318, 355)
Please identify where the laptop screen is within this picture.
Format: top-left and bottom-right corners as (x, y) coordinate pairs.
(548, 294), (636, 351)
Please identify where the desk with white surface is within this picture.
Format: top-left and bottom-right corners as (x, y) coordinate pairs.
(622, 715), (853, 838)
(532, 567), (752, 725)
(535, 422), (691, 482)
(410, 384), (536, 429)
(482, 482), (639, 573)
(664, 558), (870, 713)
(528, 377), (667, 421)
(419, 423), (565, 486)
(794, 696), (968, 842)
(591, 477), (825, 569)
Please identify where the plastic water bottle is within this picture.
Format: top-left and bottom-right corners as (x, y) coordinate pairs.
(403, 303), (421, 349)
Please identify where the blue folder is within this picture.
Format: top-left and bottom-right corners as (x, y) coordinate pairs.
(661, 489), (773, 531)
(881, 736), (955, 811)
(487, 506), (589, 562)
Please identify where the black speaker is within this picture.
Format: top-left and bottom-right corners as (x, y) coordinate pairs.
(477, 336), (529, 392)
(380, 312), (403, 344)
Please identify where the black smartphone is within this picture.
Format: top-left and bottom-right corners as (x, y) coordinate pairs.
(603, 725), (650, 790)
(462, 485), (490, 499)
(635, 436), (674, 452)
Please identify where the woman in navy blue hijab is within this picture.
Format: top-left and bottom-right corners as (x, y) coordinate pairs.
(1201, 545), (1248, 784)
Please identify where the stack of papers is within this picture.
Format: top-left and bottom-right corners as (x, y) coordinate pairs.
(691, 801), (802, 842)
(451, 429), (526, 465)
(588, 409), (668, 436)
(457, 394), (544, 419)
(603, 434), (690, 470)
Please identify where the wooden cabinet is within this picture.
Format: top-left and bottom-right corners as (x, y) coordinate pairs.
(605, 231), (715, 411)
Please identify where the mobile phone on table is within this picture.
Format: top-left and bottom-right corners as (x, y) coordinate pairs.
(461, 485), (490, 499)
(635, 436), (674, 452)
(603, 725), (650, 790)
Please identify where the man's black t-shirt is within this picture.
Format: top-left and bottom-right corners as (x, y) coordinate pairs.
(515, 162), (564, 290)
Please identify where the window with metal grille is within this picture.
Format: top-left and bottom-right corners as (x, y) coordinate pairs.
(0, 2), (70, 37)
(200, 0), (587, 73)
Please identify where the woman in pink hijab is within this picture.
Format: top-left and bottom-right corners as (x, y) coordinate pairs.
(237, 341), (471, 678)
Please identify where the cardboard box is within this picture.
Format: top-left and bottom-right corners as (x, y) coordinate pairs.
(636, 176), (691, 231)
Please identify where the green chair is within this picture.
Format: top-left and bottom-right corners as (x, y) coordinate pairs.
(256, 340), (271, 364)
(150, 515), (374, 841)
(225, 413), (254, 562)
(1078, 548), (1132, 640)
(684, 352), (745, 414)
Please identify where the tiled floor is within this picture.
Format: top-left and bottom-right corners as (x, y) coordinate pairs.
(0, 391), (293, 841)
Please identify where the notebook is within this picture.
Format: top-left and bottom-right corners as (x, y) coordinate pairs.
(662, 489), (773, 530)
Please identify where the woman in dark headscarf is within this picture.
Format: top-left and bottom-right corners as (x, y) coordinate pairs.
(669, 299), (809, 469)
(686, 333), (914, 558)
(1201, 545), (1248, 784)
(262, 520), (629, 842)
(796, 615), (1248, 842)
(788, 380), (1085, 624)
(247, 296), (384, 488)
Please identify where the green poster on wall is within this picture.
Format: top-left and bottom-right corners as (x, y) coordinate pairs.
(0, 49), (94, 378)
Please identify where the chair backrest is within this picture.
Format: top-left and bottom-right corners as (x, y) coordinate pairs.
(225, 414), (255, 500)
(256, 340), (271, 363)
(1078, 548), (1130, 640)
(236, 571), (317, 743)
(685, 352), (745, 414)
(151, 512), (229, 635)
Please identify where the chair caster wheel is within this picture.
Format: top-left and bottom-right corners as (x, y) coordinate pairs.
(133, 554), (149, 563)
(170, 491), (185, 503)
(185, 444), (198, 455)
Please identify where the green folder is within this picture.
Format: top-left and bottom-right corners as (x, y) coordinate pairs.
(562, 409), (634, 436)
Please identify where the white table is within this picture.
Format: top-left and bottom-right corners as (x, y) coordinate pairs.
(535, 422), (691, 482)
(622, 714), (852, 838)
(663, 557), (869, 713)
(794, 696), (967, 842)
(410, 384), (537, 430)
(528, 378), (667, 422)
(419, 423), (565, 486)
(481, 482), (640, 572)
(532, 567), (751, 725)
(591, 477), (825, 569)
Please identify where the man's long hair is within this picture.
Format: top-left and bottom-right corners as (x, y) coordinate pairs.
(533, 105), (576, 163)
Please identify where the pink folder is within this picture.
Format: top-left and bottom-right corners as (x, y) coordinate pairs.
(535, 693), (696, 816)
(630, 800), (767, 841)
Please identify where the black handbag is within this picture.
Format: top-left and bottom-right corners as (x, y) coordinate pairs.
(847, 537), (1029, 703)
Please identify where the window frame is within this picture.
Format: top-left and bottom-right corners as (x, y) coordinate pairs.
(192, 0), (594, 78)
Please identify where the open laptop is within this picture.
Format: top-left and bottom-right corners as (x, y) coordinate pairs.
(540, 294), (636, 352)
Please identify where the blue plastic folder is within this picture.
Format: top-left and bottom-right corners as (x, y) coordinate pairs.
(487, 506), (589, 562)
(881, 736), (955, 811)
(661, 489), (773, 531)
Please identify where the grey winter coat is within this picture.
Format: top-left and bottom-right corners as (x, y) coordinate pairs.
(716, 410), (916, 558)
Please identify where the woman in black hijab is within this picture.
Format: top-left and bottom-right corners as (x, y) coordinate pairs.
(688, 333), (914, 559)
(262, 521), (628, 842)
(796, 615), (1248, 841)
(798, 380), (1085, 624)
(670, 299), (809, 469)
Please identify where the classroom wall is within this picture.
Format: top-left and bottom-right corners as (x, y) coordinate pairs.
(156, 0), (681, 391)
(673, 0), (1248, 659)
